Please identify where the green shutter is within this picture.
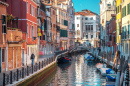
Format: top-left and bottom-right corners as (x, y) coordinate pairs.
(125, 6), (126, 16)
(129, 3), (130, 14)
(129, 25), (130, 38)
(122, 7), (123, 17)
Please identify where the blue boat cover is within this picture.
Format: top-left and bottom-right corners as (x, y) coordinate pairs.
(106, 69), (113, 74)
(106, 75), (115, 80)
(87, 56), (91, 60)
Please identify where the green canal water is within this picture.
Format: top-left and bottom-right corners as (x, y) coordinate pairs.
(37, 52), (107, 86)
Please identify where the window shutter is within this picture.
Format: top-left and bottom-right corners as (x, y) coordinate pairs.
(122, 7), (123, 17)
(129, 3), (130, 14)
(129, 25), (130, 38)
(43, 35), (45, 40)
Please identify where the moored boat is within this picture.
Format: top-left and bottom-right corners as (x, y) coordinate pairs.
(58, 55), (71, 63)
(106, 69), (116, 81)
(95, 63), (106, 70)
(99, 68), (116, 77)
(84, 54), (94, 62)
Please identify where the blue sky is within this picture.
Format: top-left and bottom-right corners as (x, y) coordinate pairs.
(72, 0), (100, 14)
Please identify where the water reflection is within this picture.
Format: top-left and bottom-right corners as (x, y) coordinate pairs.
(39, 53), (107, 86)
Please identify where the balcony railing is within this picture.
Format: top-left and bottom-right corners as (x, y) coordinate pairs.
(7, 27), (22, 42)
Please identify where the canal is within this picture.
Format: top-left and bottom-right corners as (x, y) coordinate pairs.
(37, 52), (107, 86)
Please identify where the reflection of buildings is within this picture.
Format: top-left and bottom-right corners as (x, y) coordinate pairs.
(75, 10), (100, 47)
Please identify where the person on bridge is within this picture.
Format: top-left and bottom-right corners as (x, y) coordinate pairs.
(31, 53), (35, 65)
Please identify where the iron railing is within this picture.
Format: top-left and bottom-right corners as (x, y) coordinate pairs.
(3, 57), (55, 86)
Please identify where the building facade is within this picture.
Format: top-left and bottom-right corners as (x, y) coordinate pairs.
(0, 0), (8, 72)
(75, 10), (100, 47)
(116, 0), (122, 53)
(99, 0), (116, 52)
(107, 14), (116, 54)
(7, 0), (38, 65)
(121, 0), (130, 59)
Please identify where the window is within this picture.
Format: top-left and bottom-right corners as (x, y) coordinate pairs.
(53, 10), (55, 15)
(77, 24), (79, 27)
(126, 43), (128, 54)
(43, 35), (45, 40)
(61, 19), (64, 25)
(30, 4), (31, 14)
(27, 24), (29, 37)
(77, 30), (80, 35)
(128, 25), (130, 38)
(28, 47), (29, 56)
(90, 17), (93, 20)
(32, 26), (33, 38)
(77, 17), (79, 20)
(109, 35), (112, 41)
(30, 25), (31, 37)
(27, 2), (28, 13)
(85, 17), (88, 20)
(2, 15), (6, 33)
(32, 6), (33, 16)
(122, 6), (126, 17)
(91, 25), (93, 31)
(107, 4), (111, 6)
(91, 35), (93, 38)
(86, 35), (88, 39)
(2, 49), (5, 62)
(127, 3), (130, 15)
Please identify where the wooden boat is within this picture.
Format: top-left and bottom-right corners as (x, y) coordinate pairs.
(99, 68), (110, 76)
(84, 53), (90, 60)
(84, 54), (94, 62)
(95, 63), (106, 70)
(106, 69), (116, 81)
(99, 68), (115, 77)
(57, 55), (71, 63)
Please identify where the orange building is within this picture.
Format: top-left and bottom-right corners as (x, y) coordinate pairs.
(0, 0), (8, 72)
(51, 6), (57, 52)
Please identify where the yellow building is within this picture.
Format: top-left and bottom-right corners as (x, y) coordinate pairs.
(116, 0), (122, 52)
(121, 0), (130, 58)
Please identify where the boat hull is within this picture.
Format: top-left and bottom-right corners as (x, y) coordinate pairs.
(58, 57), (71, 63)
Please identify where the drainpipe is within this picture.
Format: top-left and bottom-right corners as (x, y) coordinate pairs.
(13, 47), (14, 69)
(16, 47), (17, 68)
(6, 41), (8, 71)
(0, 48), (2, 73)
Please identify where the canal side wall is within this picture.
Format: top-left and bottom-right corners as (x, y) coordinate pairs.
(12, 51), (69, 86)
(13, 62), (57, 86)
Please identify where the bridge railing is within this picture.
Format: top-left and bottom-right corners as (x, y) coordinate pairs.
(2, 57), (55, 86)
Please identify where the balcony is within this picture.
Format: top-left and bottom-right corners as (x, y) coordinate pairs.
(7, 27), (22, 43)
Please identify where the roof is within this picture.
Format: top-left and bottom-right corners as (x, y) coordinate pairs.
(75, 9), (98, 16)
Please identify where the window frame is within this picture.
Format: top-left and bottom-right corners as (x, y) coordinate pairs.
(27, 2), (28, 13)
(2, 15), (6, 34)
(30, 4), (31, 15)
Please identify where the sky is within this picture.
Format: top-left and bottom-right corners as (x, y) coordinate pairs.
(72, 0), (100, 14)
